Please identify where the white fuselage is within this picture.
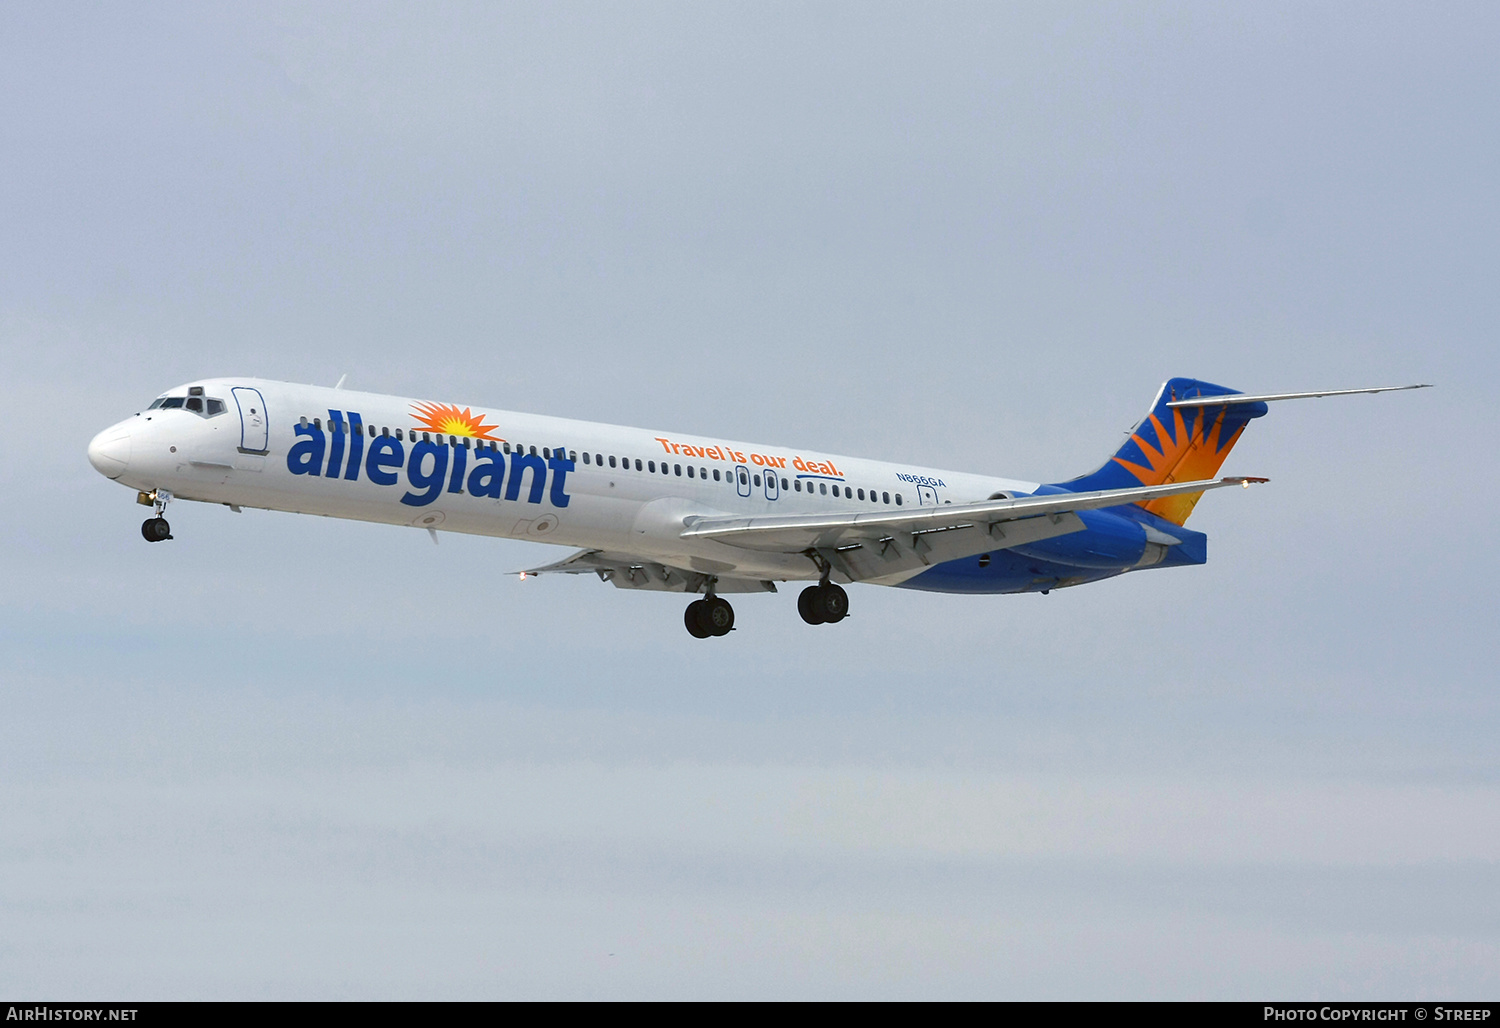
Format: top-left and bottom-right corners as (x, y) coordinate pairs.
(88, 377), (1039, 586)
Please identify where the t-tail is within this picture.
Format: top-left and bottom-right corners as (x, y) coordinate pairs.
(1055, 377), (1431, 525)
(1057, 377), (1268, 525)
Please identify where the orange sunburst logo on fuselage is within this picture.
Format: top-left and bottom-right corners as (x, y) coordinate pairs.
(410, 401), (501, 441)
(1112, 405), (1246, 525)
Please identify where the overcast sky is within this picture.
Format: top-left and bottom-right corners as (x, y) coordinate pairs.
(2, 1), (1497, 999)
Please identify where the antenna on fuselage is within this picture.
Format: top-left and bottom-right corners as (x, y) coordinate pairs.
(334, 373), (349, 390)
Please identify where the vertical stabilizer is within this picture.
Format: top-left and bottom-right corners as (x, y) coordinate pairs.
(1057, 377), (1269, 525)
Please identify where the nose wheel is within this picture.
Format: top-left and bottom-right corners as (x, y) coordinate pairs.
(141, 517), (172, 542)
(685, 596), (735, 638)
(139, 489), (174, 542)
(798, 583), (848, 625)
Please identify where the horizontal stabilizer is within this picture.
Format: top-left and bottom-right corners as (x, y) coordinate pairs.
(1166, 384), (1430, 407)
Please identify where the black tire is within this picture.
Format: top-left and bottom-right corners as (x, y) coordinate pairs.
(704, 597), (734, 636)
(818, 583), (849, 623)
(684, 600), (711, 639)
(141, 517), (171, 542)
(798, 586), (826, 625)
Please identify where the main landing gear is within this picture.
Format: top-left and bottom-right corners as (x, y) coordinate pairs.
(685, 595), (735, 639)
(798, 582), (848, 625)
(139, 489), (173, 542)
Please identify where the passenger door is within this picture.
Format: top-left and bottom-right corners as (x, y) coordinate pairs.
(232, 387), (269, 454)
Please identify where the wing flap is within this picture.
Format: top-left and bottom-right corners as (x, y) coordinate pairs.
(679, 476), (1265, 553)
(816, 510), (1089, 585)
(516, 549), (777, 594)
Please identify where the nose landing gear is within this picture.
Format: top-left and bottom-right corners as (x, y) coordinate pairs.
(685, 594), (735, 638)
(138, 489), (174, 542)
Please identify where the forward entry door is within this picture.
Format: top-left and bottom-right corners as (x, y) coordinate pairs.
(232, 387), (269, 454)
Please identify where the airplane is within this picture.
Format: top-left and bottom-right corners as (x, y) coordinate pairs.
(86, 376), (1428, 637)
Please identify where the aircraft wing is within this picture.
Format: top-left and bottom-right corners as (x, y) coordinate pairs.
(678, 476), (1266, 584)
(516, 549), (779, 594)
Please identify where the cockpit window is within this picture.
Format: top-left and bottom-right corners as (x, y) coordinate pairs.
(151, 394), (227, 417)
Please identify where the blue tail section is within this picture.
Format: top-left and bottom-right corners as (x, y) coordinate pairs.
(1055, 377), (1269, 525)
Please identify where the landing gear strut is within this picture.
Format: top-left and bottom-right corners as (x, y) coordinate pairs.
(798, 582), (848, 625)
(139, 489), (173, 543)
(685, 595), (735, 639)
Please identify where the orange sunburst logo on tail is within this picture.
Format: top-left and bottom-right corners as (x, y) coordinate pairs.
(410, 401), (501, 440)
(1112, 405), (1247, 525)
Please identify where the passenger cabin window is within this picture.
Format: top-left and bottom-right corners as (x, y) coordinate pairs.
(634, 459), (642, 471)
(882, 491), (890, 504)
(895, 494), (903, 505)
(674, 464), (682, 476)
(819, 483), (827, 495)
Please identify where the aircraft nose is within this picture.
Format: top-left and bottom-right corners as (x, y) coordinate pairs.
(87, 422), (132, 479)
